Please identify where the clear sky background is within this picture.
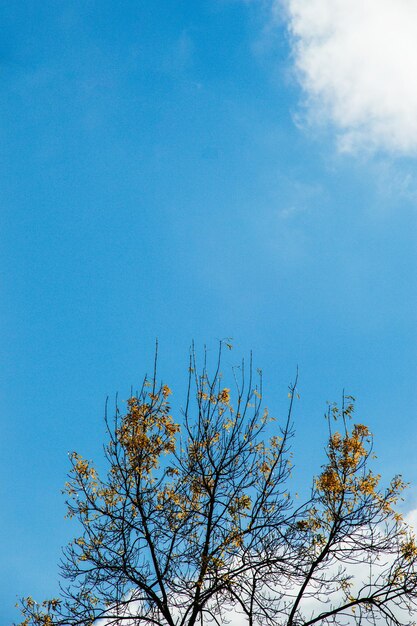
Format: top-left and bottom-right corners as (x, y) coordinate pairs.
(1, 1), (417, 623)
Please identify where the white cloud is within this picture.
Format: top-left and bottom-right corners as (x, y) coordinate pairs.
(280, 0), (417, 154)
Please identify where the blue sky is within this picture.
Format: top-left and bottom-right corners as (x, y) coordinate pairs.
(1, 1), (417, 622)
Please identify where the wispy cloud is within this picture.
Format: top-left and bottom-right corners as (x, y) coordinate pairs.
(279, 0), (417, 155)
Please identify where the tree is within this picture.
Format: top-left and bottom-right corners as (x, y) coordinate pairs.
(17, 343), (417, 626)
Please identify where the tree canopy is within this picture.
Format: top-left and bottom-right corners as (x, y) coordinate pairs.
(18, 344), (417, 626)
